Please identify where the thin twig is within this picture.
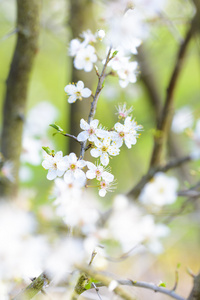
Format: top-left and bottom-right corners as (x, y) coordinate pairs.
(79, 47), (112, 159)
(76, 264), (185, 300)
(128, 154), (193, 198)
(63, 133), (80, 142)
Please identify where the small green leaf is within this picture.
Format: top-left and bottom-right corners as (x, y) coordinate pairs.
(85, 282), (92, 290)
(50, 123), (64, 133)
(158, 282), (166, 287)
(42, 146), (52, 155)
(112, 50), (118, 58)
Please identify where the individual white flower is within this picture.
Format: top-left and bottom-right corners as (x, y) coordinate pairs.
(77, 119), (100, 143)
(115, 103), (133, 119)
(113, 116), (142, 148)
(90, 137), (120, 166)
(118, 61), (138, 88)
(107, 49), (129, 71)
(74, 45), (97, 72)
(86, 161), (114, 182)
(81, 29), (97, 45)
(171, 106), (194, 134)
(58, 152), (86, 182)
(98, 179), (115, 197)
(97, 29), (105, 40)
(139, 172), (179, 207)
(64, 81), (92, 104)
(42, 151), (65, 180)
(68, 38), (84, 57)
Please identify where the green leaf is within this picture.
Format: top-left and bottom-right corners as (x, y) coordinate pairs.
(42, 146), (52, 155)
(85, 282), (92, 290)
(112, 50), (118, 58)
(50, 123), (64, 133)
(158, 282), (166, 287)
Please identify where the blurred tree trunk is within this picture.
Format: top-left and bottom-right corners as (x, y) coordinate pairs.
(0, 0), (41, 198)
(67, 0), (97, 156)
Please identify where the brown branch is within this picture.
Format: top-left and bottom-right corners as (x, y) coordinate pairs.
(76, 264), (185, 300)
(0, 0), (41, 198)
(187, 272), (200, 300)
(13, 272), (50, 300)
(150, 12), (198, 168)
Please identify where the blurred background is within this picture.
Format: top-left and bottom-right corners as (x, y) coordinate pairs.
(0, 0), (200, 299)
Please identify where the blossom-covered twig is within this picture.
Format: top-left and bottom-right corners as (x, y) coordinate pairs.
(76, 264), (185, 300)
(79, 47), (112, 159)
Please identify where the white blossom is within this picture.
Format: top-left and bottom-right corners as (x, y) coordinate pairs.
(86, 162), (114, 182)
(171, 106), (194, 134)
(139, 172), (179, 207)
(115, 103), (133, 119)
(98, 179), (115, 197)
(64, 81), (91, 103)
(57, 152), (86, 183)
(118, 61), (138, 88)
(69, 38), (84, 57)
(42, 151), (66, 180)
(113, 116), (142, 148)
(74, 45), (97, 72)
(77, 119), (100, 143)
(91, 137), (120, 166)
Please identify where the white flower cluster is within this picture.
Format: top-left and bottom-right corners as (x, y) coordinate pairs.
(69, 29), (104, 72)
(42, 103), (142, 200)
(69, 29), (140, 88)
(139, 172), (179, 208)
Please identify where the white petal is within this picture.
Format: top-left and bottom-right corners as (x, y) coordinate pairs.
(76, 80), (84, 90)
(54, 151), (63, 161)
(86, 170), (96, 179)
(80, 119), (89, 130)
(81, 88), (92, 98)
(90, 119), (99, 128)
(77, 159), (86, 168)
(68, 152), (77, 163)
(57, 156), (69, 171)
(64, 84), (77, 95)
(42, 159), (53, 170)
(84, 62), (93, 72)
(114, 123), (124, 132)
(87, 161), (96, 170)
(90, 148), (101, 158)
(101, 153), (109, 166)
(74, 169), (86, 181)
(47, 169), (57, 180)
(77, 131), (89, 142)
(108, 146), (120, 156)
(102, 171), (114, 182)
(99, 189), (106, 197)
(68, 94), (77, 103)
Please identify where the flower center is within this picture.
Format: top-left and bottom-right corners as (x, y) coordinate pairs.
(119, 131), (125, 138)
(88, 128), (95, 135)
(53, 163), (57, 170)
(96, 169), (101, 176)
(101, 181), (107, 188)
(70, 164), (76, 170)
(101, 146), (108, 152)
(76, 91), (82, 100)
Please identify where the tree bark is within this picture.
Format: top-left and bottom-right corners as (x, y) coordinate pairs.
(0, 0), (41, 198)
(67, 0), (97, 156)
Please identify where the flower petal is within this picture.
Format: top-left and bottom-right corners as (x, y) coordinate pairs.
(81, 88), (92, 98)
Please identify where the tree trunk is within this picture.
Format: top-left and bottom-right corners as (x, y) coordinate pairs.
(67, 0), (97, 156)
(0, 0), (41, 198)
